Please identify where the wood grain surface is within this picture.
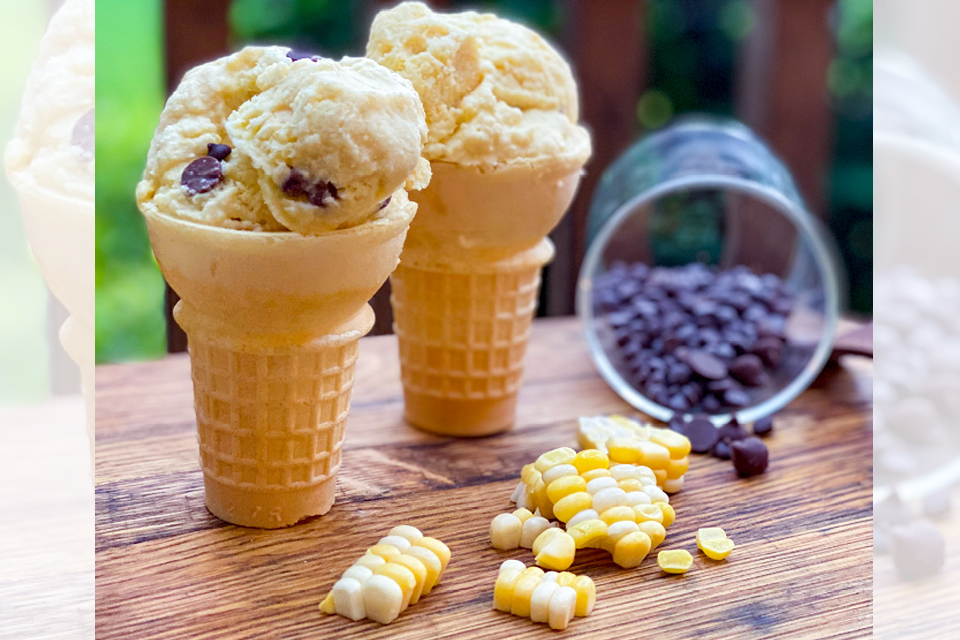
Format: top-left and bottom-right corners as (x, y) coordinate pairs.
(95, 317), (872, 639)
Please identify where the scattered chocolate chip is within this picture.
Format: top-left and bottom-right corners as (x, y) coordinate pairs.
(181, 156), (223, 194)
(923, 490), (952, 520)
(712, 439), (732, 460)
(731, 437), (768, 476)
(683, 349), (728, 381)
(206, 143), (232, 161)
(684, 417), (719, 454)
(717, 421), (749, 443)
(72, 107), (95, 159)
(729, 354), (767, 387)
(287, 49), (320, 61)
(378, 197), (392, 210)
(891, 520), (945, 580)
(668, 414), (688, 432)
(752, 416), (774, 437)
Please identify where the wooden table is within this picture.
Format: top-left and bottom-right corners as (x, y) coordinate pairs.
(95, 317), (873, 639)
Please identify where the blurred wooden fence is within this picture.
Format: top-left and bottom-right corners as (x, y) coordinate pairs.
(162, 0), (834, 352)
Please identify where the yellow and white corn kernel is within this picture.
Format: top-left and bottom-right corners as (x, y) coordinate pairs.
(592, 487), (628, 514)
(535, 448), (577, 473)
(586, 476), (619, 495)
(491, 513), (523, 550)
(534, 530), (576, 570)
(320, 528), (449, 625)
(644, 485), (670, 504)
(494, 562), (595, 630)
(520, 516), (555, 548)
(658, 549), (694, 574)
(532, 527), (565, 555)
(637, 521), (667, 548)
(663, 477), (685, 494)
(696, 527), (735, 560)
(649, 427), (692, 458)
(546, 475), (588, 504)
(553, 491), (593, 523)
(542, 463), (580, 486)
(612, 531), (652, 568)
(624, 490), (652, 507)
(580, 468), (613, 482)
(567, 518), (608, 549)
(565, 508), (600, 529)
(573, 449), (609, 474)
(657, 503), (676, 528)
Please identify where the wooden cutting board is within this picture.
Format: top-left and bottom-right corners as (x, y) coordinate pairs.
(95, 317), (872, 639)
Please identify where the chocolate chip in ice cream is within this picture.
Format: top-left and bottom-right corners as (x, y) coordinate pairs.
(72, 108), (95, 160)
(206, 143), (232, 161)
(286, 49), (321, 62)
(378, 197), (392, 210)
(283, 169), (339, 207)
(181, 156), (223, 194)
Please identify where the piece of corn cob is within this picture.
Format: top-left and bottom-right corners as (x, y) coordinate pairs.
(493, 560), (595, 630)
(319, 526), (450, 624)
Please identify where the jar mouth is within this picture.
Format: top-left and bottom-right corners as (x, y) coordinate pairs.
(577, 174), (842, 425)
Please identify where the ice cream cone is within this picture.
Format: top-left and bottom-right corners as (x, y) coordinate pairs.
(392, 160), (583, 436)
(143, 199), (414, 528)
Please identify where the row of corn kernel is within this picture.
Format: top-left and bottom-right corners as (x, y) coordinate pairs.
(319, 526), (451, 624)
(493, 560), (596, 630)
(577, 415), (692, 493)
(490, 508), (557, 550)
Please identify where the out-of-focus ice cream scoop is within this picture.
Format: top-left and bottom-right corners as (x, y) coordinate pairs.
(137, 47), (430, 235)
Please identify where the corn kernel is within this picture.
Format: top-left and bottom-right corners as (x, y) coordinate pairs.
(637, 521), (667, 548)
(342, 565), (373, 585)
(573, 449), (609, 474)
(520, 463), (538, 485)
(388, 525), (424, 544)
(542, 571), (559, 582)
(603, 520), (640, 552)
(319, 592), (336, 614)
(637, 441), (671, 468)
(375, 563), (417, 611)
(378, 535), (411, 553)
(697, 527), (727, 543)
(649, 427), (692, 458)
(535, 531), (576, 571)
(610, 464), (642, 481)
(529, 580), (560, 623)
(580, 468), (613, 482)
(586, 476), (619, 495)
(633, 504), (664, 524)
(664, 456), (690, 480)
(644, 485), (670, 504)
(393, 554), (427, 605)
(512, 508), (534, 524)
(521, 516), (555, 549)
(362, 574), (404, 624)
(571, 575), (597, 617)
(657, 503), (676, 528)
(607, 437), (642, 464)
(522, 566), (545, 578)
(490, 513), (523, 550)
(565, 509), (599, 529)
(553, 491), (593, 523)
(332, 577), (366, 621)
(556, 571), (576, 587)
(567, 518), (608, 549)
(624, 491), (652, 507)
(532, 478), (554, 520)
(535, 447), (577, 473)
(700, 537), (735, 560)
(658, 549), (693, 574)
(542, 463), (579, 486)
(367, 544), (401, 562)
(617, 478), (644, 493)
(654, 469), (667, 485)
(599, 506), (636, 525)
(547, 475), (588, 504)
(493, 567), (523, 612)
(500, 559), (526, 574)
(532, 527), (566, 555)
(592, 487), (628, 514)
(548, 586), (578, 630)
(510, 573), (542, 618)
(353, 554), (386, 571)
(510, 481), (525, 504)
(404, 546), (441, 595)
(613, 531), (652, 568)
(663, 477), (685, 494)
(413, 537), (451, 574)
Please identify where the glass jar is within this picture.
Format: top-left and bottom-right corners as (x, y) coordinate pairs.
(577, 116), (842, 425)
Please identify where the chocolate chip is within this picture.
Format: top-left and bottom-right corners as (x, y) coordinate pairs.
(282, 170), (339, 207)
(308, 181), (332, 207)
(282, 169), (311, 197)
(717, 421), (749, 443)
(72, 108), (95, 159)
(327, 182), (339, 200)
(723, 388), (750, 407)
(712, 439), (732, 460)
(752, 416), (774, 437)
(378, 197), (392, 210)
(206, 143), (232, 161)
(684, 417), (719, 454)
(731, 437), (768, 476)
(751, 336), (784, 369)
(683, 349), (728, 380)
(668, 415), (688, 432)
(287, 49), (320, 61)
(702, 394), (722, 413)
(891, 520), (945, 580)
(729, 354), (767, 387)
(181, 156), (223, 194)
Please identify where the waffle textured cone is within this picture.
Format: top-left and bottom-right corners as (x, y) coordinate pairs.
(143, 199), (414, 527)
(393, 159), (584, 436)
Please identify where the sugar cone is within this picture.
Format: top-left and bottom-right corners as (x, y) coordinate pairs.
(143, 200), (414, 527)
(393, 160), (584, 436)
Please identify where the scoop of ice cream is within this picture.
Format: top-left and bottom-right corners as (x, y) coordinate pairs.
(366, 1), (591, 169)
(5, 0), (95, 203)
(137, 47), (430, 234)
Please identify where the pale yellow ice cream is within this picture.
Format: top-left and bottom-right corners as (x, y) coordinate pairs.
(366, 1), (591, 169)
(137, 46), (430, 235)
(5, 0), (95, 203)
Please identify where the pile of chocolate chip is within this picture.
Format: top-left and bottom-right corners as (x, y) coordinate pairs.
(593, 262), (794, 414)
(875, 491), (950, 581)
(671, 413), (773, 477)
